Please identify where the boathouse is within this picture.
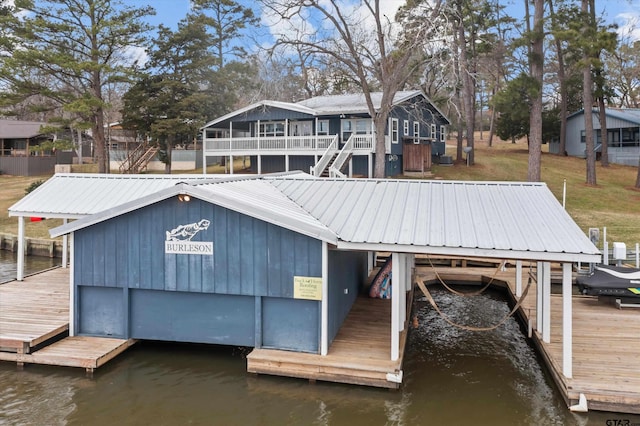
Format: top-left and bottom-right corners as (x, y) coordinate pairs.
(10, 173), (601, 390)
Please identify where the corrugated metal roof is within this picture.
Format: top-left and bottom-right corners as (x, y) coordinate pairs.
(8, 173), (244, 218)
(19, 172), (599, 262)
(48, 177), (336, 243)
(0, 120), (47, 139)
(567, 108), (640, 125)
(201, 100), (317, 128)
(267, 177), (600, 260)
(296, 91), (421, 114)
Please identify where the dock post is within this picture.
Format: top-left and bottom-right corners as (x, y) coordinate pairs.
(391, 252), (400, 361)
(62, 219), (68, 268)
(515, 260), (522, 297)
(562, 262), (573, 378)
(17, 216), (25, 281)
(542, 262), (551, 343)
(536, 262), (542, 334)
(320, 241), (329, 356)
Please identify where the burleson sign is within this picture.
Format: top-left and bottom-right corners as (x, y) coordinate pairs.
(164, 219), (213, 255)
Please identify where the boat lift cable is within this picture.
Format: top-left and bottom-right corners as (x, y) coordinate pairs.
(425, 255), (507, 297)
(414, 275), (533, 332)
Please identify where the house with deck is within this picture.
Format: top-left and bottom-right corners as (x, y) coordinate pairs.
(201, 91), (450, 178)
(549, 108), (640, 166)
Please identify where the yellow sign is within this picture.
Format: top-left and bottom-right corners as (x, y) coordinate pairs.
(293, 276), (323, 300)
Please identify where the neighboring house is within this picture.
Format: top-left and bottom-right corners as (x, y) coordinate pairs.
(201, 90), (450, 178)
(550, 108), (640, 166)
(0, 119), (74, 176)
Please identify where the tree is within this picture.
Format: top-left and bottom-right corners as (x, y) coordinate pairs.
(0, 0), (153, 173)
(262, 0), (445, 178)
(493, 74), (536, 143)
(527, 0), (544, 182)
(123, 3), (256, 172)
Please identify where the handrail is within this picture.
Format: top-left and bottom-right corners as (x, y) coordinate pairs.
(312, 135), (338, 176)
(119, 143), (147, 173)
(329, 134), (354, 178)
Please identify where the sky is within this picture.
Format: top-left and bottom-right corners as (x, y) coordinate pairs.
(135, 0), (640, 42)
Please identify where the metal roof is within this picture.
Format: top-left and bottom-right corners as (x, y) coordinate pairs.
(202, 90), (451, 128)
(295, 91), (420, 114)
(267, 177), (600, 262)
(201, 100), (317, 129)
(19, 172), (599, 263)
(8, 173), (246, 219)
(567, 108), (640, 125)
(0, 120), (47, 139)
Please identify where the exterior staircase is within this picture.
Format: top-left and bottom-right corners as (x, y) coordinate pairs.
(119, 143), (158, 174)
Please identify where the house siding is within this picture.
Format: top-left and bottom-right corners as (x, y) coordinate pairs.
(73, 196), (325, 351)
(553, 111), (640, 165)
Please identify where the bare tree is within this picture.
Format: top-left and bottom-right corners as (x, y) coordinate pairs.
(261, 0), (444, 178)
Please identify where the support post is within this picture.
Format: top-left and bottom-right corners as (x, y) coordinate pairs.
(229, 155), (234, 174)
(257, 155), (262, 175)
(17, 216), (24, 281)
(562, 262), (573, 378)
(398, 253), (406, 332)
(391, 252), (400, 361)
(515, 260), (522, 298)
(285, 154), (289, 172)
(536, 261), (542, 333)
(367, 251), (375, 274)
(62, 218), (68, 268)
(69, 232), (75, 336)
(543, 261), (551, 343)
(368, 153), (373, 178)
(636, 243), (639, 268)
(321, 241), (329, 356)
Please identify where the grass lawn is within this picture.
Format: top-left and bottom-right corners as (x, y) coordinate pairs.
(1, 142), (639, 248)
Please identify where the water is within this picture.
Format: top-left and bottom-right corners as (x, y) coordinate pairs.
(1, 254), (639, 425)
(0, 250), (59, 283)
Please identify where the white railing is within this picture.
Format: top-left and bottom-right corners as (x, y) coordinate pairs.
(351, 134), (375, 150)
(203, 135), (336, 152)
(311, 135), (339, 176)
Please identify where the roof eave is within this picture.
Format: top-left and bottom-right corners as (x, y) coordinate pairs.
(336, 242), (601, 263)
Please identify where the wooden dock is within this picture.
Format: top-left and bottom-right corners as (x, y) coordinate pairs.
(248, 296), (408, 389)
(416, 263), (640, 415)
(0, 268), (134, 372)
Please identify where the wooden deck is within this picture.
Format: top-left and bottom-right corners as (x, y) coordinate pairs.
(416, 264), (640, 415)
(0, 268), (134, 372)
(248, 295), (408, 389)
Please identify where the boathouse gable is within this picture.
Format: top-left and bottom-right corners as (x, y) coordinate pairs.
(71, 194), (325, 350)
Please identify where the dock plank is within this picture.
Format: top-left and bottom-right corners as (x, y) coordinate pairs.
(0, 268), (134, 372)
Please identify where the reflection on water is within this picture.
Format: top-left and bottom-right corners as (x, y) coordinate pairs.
(1, 259), (640, 425)
(0, 250), (59, 283)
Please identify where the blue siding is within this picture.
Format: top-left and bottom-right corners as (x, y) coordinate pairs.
(72, 196), (324, 350)
(327, 250), (368, 346)
(130, 289), (255, 346)
(78, 286), (125, 338)
(248, 155), (315, 173)
(262, 297), (319, 353)
(73, 197), (322, 298)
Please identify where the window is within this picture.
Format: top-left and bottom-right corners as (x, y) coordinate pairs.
(413, 122), (420, 144)
(317, 120), (329, 135)
(580, 130), (586, 143)
(290, 121), (312, 136)
(431, 124), (436, 139)
(391, 118), (399, 144)
(403, 120), (409, 136)
(356, 120), (369, 134)
(440, 125), (446, 142)
(259, 122), (285, 137)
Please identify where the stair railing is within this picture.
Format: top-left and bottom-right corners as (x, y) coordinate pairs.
(329, 134), (355, 178)
(311, 135), (338, 176)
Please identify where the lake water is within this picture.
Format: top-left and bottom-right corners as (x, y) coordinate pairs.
(1, 253), (639, 425)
